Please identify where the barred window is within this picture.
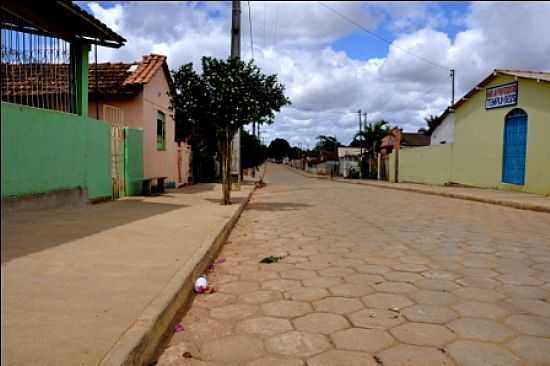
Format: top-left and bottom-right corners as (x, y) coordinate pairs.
(1, 11), (77, 113)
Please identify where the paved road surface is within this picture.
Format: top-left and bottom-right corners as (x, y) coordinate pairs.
(158, 164), (550, 366)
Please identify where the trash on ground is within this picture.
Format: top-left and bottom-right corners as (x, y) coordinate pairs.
(174, 323), (184, 333)
(216, 258), (226, 264)
(194, 276), (208, 293)
(388, 307), (401, 313)
(260, 255), (284, 264)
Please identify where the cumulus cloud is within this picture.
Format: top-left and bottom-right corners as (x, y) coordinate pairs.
(85, 1), (550, 147)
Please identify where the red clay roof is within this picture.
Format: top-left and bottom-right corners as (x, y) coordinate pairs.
(89, 54), (171, 96)
(124, 54), (166, 85)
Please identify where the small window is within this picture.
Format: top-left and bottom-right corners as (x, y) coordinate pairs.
(156, 111), (166, 150)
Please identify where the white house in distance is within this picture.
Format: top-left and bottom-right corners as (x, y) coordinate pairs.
(338, 146), (362, 177)
(431, 107), (455, 145)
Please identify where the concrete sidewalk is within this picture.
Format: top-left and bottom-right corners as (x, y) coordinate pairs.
(289, 166), (550, 213)
(1, 183), (254, 366)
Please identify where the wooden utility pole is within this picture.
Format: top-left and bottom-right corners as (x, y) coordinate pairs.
(230, 0), (242, 183)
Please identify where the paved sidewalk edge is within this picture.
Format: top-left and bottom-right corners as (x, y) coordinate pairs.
(287, 166), (550, 214)
(99, 186), (257, 366)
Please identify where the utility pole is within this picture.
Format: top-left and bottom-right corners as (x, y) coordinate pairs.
(251, 122), (256, 177)
(450, 68), (455, 106)
(357, 109), (362, 156)
(230, 0), (242, 183)
(357, 109), (362, 178)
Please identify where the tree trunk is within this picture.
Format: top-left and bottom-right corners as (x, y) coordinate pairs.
(221, 127), (232, 205)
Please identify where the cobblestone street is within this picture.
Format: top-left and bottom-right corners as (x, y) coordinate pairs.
(158, 164), (550, 366)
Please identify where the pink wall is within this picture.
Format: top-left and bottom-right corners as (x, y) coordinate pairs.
(89, 68), (191, 186)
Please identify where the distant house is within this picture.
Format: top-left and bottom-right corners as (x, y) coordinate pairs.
(337, 147), (362, 178)
(380, 131), (430, 154)
(1, 1), (126, 205)
(431, 108), (455, 145)
(88, 54), (191, 187)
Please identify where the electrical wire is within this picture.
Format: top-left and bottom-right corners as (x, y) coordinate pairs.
(317, 1), (449, 72)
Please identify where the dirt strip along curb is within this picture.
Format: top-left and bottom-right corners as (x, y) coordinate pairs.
(99, 186), (257, 366)
(287, 166), (550, 214)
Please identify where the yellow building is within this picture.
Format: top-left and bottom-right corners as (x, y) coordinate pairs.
(397, 70), (550, 195)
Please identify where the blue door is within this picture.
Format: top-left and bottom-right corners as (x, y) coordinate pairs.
(502, 109), (527, 185)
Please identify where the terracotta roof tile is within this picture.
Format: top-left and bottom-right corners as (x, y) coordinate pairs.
(88, 62), (140, 96)
(124, 54), (167, 85)
(89, 54), (169, 96)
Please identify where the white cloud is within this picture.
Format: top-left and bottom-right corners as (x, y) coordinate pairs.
(86, 1), (550, 147)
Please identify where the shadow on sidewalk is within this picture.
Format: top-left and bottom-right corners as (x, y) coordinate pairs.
(2, 199), (185, 264)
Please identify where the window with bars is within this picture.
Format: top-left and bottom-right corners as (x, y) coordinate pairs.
(156, 111), (166, 151)
(1, 11), (77, 113)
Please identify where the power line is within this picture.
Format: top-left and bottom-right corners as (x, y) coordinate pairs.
(247, 1), (254, 60)
(317, 1), (449, 72)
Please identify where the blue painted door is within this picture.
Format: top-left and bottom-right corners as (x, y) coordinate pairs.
(502, 109), (527, 185)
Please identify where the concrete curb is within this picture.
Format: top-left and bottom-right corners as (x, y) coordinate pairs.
(288, 166), (550, 214)
(99, 186), (257, 366)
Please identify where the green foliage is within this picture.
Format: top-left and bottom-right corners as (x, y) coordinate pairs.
(314, 135), (340, 153)
(170, 57), (290, 204)
(355, 120), (390, 154)
(241, 129), (267, 169)
(268, 138), (291, 160)
(418, 114), (440, 135)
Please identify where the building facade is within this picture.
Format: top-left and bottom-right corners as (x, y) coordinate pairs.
(395, 69), (550, 195)
(88, 55), (191, 187)
(1, 1), (127, 204)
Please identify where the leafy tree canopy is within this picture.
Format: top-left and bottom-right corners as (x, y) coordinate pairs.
(314, 135), (340, 153)
(171, 56), (290, 204)
(268, 138), (291, 160)
(418, 114), (440, 135)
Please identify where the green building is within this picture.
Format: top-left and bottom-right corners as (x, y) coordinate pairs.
(1, 1), (129, 205)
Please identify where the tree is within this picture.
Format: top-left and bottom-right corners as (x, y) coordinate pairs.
(355, 120), (389, 154)
(288, 146), (304, 160)
(355, 120), (390, 177)
(171, 57), (290, 204)
(268, 138), (291, 160)
(172, 64), (217, 182)
(418, 114), (440, 135)
(314, 135), (340, 153)
(242, 129), (267, 169)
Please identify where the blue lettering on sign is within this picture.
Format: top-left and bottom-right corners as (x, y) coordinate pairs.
(486, 94), (517, 108)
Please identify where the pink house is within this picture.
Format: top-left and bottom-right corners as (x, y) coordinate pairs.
(88, 54), (191, 188)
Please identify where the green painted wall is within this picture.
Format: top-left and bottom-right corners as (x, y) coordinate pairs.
(397, 144), (453, 185)
(452, 75), (550, 195)
(1, 102), (112, 200)
(125, 128), (144, 196)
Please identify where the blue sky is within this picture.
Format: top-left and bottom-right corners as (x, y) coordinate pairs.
(82, 1), (550, 146)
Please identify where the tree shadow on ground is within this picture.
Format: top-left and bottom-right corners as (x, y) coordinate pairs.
(1, 199), (186, 264)
(245, 201), (312, 211)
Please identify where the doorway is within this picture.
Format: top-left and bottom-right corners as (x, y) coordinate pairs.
(502, 108), (528, 185)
